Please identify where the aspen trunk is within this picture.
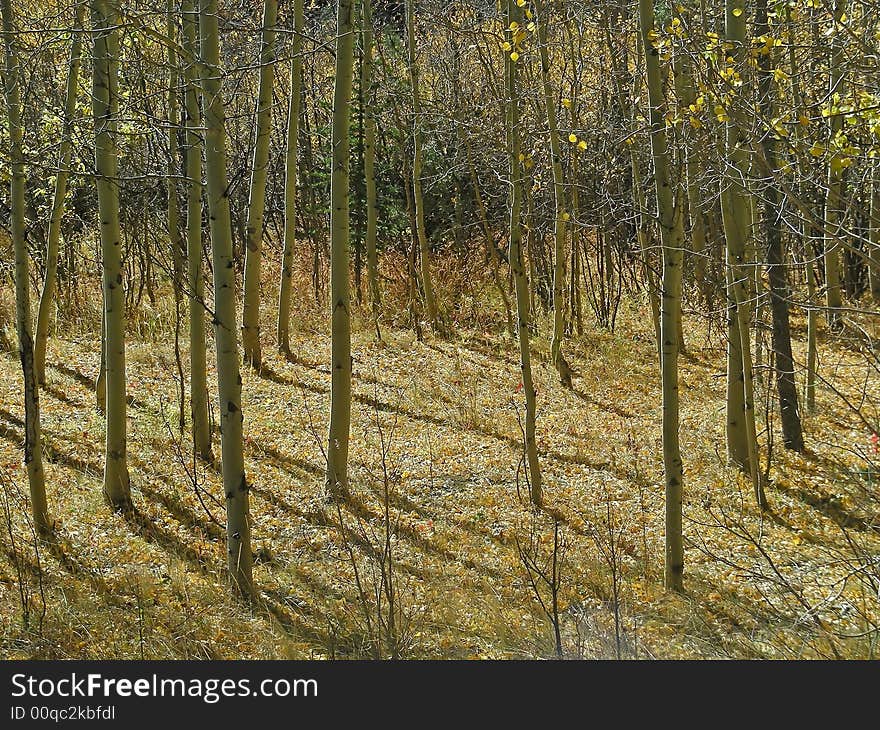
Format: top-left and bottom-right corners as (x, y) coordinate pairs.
(34, 1), (84, 387)
(534, 0), (571, 387)
(182, 0), (211, 461)
(91, 0), (131, 508)
(638, 0), (685, 592)
(277, 0), (304, 354)
(506, 0), (541, 507)
(362, 0), (381, 339)
(167, 0), (185, 433)
(822, 0), (845, 330)
(720, 0), (762, 505)
(199, 0), (253, 596)
(756, 0), (803, 453)
(786, 6), (818, 413)
(166, 3), (183, 307)
(2, 0), (49, 532)
(405, 0), (439, 330)
(326, 0), (356, 501)
(241, 0), (279, 369)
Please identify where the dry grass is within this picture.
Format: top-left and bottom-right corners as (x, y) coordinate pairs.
(0, 254), (878, 659)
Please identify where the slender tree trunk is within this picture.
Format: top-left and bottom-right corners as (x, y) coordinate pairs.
(805, 255), (819, 412)
(505, 0), (542, 507)
(199, 0), (253, 596)
(241, 0), (279, 369)
(362, 0), (381, 340)
(34, 1), (84, 387)
(823, 0), (846, 329)
(91, 0), (131, 508)
(181, 0), (211, 461)
(786, 7), (818, 413)
(756, 0), (803, 452)
(167, 0), (186, 433)
(534, 0), (571, 387)
(277, 0), (304, 354)
(2, 0), (49, 532)
(638, 0), (685, 592)
(326, 0), (356, 501)
(405, 0), (439, 330)
(720, 0), (763, 508)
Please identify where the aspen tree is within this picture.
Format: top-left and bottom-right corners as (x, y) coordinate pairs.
(241, 0), (279, 369)
(199, 0), (253, 595)
(533, 0), (572, 387)
(182, 0), (211, 461)
(167, 0), (186, 433)
(326, 0), (356, 500)
(785, 9), (818, 412)
(506, 0), (542, 507)
(362, 0), (381, 339)
(638, 0), (685, 592)
(91, 0), (131, 508)
(720, 0), (764, 507)
(34, 0), (84, 387)
(2, 0), (49, 532)
(756, 0), (803, 452)
(405, 0), (439, 330)
(278, 0), (305, 354)
(823, 0), (846, 330)
(166, 1), (183, 314)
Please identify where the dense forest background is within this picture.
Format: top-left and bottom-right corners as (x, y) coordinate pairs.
(0, 0), (878, 659)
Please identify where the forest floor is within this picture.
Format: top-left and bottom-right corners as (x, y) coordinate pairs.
(1, 270), (879, 659)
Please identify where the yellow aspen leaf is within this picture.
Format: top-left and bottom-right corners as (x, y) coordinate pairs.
(732, 8), (743, 17)
(510, 51), (519, 62)
(577, 140), (587, 151)
(562, 212), (570, 221)
(562, 98), (572, 108)
(568, 133), (578, 143)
